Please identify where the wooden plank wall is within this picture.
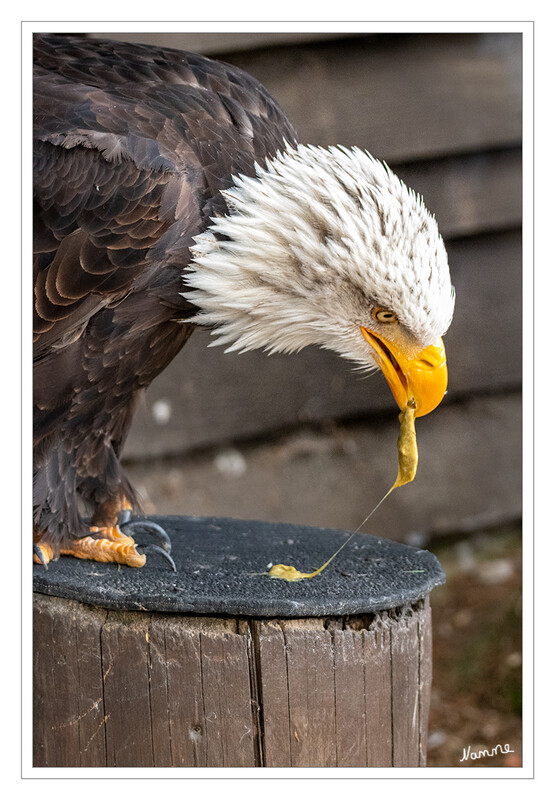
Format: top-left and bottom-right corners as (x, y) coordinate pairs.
(90, 32), (522, 536)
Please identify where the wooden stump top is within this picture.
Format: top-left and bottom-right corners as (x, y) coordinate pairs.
(33, 515), (445, 617)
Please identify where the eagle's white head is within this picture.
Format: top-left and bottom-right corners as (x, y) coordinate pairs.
(184, 143), (455, 417)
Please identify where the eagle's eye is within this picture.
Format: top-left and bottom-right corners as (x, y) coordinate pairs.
(373, 308), (398, 324)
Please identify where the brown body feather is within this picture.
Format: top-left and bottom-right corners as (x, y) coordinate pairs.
(33, 34), (297, 550)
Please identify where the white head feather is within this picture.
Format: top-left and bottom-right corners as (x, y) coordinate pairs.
(183, 143), (455, 371)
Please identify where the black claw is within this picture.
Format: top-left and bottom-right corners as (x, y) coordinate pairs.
(117, 509), (132, 525)
(118, 518), (175, 570)
(138, 543), (177, 572)
(120, 520), (172, 553)
(34, 543), (48, 570)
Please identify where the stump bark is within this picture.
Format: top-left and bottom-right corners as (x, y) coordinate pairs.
(33, 516), (443, 768)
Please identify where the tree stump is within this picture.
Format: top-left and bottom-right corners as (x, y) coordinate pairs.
(33, 516), (445, 768)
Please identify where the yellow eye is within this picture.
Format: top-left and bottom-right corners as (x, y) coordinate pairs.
(374, 307), (398, 323)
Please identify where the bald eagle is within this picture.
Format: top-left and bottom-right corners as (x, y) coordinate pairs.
(33, 34), (455, 569)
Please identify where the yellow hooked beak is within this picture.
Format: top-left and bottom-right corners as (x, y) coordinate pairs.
(360, 327), (448, 417)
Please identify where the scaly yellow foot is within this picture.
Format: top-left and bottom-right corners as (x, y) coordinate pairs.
(34, 525), (146, 568)
(65, 525), (147, 567)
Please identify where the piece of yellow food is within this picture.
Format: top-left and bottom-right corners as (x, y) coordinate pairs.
(267, 561), (331, 582)
(393, 402), (418, 488)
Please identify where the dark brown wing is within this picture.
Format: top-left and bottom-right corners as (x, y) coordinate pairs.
(33, 142), (179, 348)
(33, 33), (296, 191)
(33, 33), (297, 340)
(33, 33), (297, 443)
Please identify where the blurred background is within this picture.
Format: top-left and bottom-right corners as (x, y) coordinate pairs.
(91, 31), (523, 767)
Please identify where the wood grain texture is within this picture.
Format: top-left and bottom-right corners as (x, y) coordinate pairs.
(93, 32), (360, 55)
(396, 149), (522, 239)
(253, 620), (293, 767)
(199, 628), (257, 766)
(418, 600), (433, 766)
(162, 616), (207, 767)
(218, 33), (522, 161)
(101, 612), (154, 767)
(332, 627), (368, 767)
(145, 616), (173, 767)
(390, 608), (421, 766)
(34, 595), (434, 767)
(33, 596), (108, 767)
(363, 623), (394, 767)
(281, 619), (337, 767)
